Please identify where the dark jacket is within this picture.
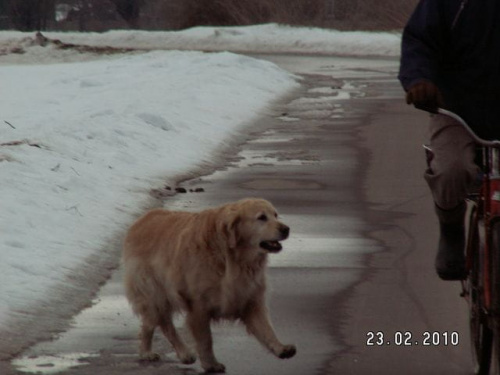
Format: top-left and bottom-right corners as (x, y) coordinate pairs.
(399, 0), (500, 139)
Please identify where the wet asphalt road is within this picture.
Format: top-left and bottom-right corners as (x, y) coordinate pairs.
(5, 55), (474, 374)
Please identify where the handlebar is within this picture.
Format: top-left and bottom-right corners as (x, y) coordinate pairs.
(422, 107), (500, 148)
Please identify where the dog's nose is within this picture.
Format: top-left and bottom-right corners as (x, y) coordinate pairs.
(280, 224), (290, 238)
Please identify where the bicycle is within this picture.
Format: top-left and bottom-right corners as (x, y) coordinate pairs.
(423, 108), (500, 375)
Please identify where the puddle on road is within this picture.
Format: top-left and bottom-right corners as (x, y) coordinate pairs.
(13, 352), (98, 374)
(247, 135), (296, 144)
(278, 115), (300, 122)
(241, 178), (323, 190)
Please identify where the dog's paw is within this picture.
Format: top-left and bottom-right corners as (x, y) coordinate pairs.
(278, 345), (296, 359)
(203, 362), (226, 373)
(139, 352), (161, 362)
(179, 352), (197, 365)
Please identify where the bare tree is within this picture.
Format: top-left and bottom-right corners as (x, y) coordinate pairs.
(55, 0), (125, 31)
(160, 0), (326, 30)
(111, 0), (143, 28)
(352, 0), (419, 29)
(7, 0), (55, 31)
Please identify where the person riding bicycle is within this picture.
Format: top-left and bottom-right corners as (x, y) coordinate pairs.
(399, 0), (500, 280)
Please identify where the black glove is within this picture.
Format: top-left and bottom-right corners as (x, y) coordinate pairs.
(406, 81), (444, 112)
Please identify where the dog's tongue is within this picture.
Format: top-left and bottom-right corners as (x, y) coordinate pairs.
(260, 241), (282, 253)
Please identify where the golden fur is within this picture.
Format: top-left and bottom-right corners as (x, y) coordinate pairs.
(123, 198), (296, 373)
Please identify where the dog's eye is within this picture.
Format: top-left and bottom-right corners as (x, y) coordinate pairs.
(258, 214), (268, 221)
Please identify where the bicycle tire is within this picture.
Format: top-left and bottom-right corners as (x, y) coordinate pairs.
(490, 221), (500, 374)
(468, 207), (493, 375)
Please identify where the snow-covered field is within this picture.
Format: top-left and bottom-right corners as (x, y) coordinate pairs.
(0, 24), (401, 355)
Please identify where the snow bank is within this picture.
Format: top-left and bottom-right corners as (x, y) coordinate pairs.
(0, 23), (401, 60)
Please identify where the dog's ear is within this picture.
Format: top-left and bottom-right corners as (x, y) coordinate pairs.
(224, 209), (241, 249)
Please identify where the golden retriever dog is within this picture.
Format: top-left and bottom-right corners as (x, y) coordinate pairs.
(123, 198), (296, 373)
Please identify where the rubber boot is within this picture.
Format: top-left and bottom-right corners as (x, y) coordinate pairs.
(434, 202), (467, 280)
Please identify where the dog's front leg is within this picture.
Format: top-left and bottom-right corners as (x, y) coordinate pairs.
(243, 302), (296, 359)
(186, 310), (225, 373)
(139, 322), (161, 361)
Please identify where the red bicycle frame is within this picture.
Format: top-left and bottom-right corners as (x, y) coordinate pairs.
(480, 149), (500, 309)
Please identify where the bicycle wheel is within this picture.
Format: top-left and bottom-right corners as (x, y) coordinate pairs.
(490, 221), (500, 374)
(468, 208), (493, 375)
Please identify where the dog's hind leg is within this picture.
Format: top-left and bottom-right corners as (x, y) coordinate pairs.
(159, 314), (196, 364)
(139, 321), (161, 361)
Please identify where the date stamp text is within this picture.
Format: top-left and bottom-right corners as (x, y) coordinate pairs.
(366, 331), (459, 347)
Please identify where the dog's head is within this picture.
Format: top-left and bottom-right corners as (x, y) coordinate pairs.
(223, 198), (289, 253)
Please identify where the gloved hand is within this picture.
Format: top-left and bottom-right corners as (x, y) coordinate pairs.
(405, 80), (444, 112)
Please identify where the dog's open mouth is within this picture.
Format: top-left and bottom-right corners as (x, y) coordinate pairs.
(260, 240), (283, 253)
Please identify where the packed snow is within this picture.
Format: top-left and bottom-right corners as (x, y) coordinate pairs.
(0, 24), (401, 356)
